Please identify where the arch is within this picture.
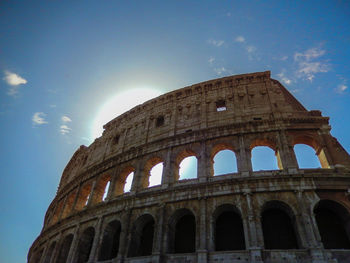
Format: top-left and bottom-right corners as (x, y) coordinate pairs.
(294, 144), (321, 168)
(55, 234), (73, 263)
(43, 241), (56, 263)
(98, 220), (121, 261)
(128, 214), (155, 257)
(61, 191), (77, 219)
(314, 200), (350, 249)
(292, 135), (330, 168)
(144, 157), (163, 188)
(261, 201), (299, 249)
(91, 174), (111, 204)
(211, 144), (238, 176)
(50, 200), (64, 225)
(168, 208), (196, 253)
(175, 149), (198, 180)
(75, 182), (93, 211)
(213, 204), (245, 251)
(115, 166), (135, 195)
(74, 227), (95, 263)
(251, 146), (280, 171)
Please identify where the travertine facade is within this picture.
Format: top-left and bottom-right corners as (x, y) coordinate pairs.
(29, 71), (350, 263)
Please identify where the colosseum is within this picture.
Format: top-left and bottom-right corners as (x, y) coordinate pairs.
(28, 71), (350, 263)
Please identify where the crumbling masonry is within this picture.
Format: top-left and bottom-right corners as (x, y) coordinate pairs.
(29, 71), (350, 263)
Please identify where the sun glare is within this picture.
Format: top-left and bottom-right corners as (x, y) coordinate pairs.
(92, 88), (163, 140)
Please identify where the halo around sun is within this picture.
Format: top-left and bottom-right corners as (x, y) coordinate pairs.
(91, 87), (163, 140)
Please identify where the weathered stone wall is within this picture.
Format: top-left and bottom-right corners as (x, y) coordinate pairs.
(29, 71), (350, 263)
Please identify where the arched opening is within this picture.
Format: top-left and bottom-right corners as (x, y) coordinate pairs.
(75, 227), (95, 263)
(294, 144), (321, 168)
(168, 209), (196, 253)
(61, 191), (76, 219)
(261, 202), (299, 249)
(98, 220), (121, 261)
(178, 156), (197, 180)
(144, 157), (163, 188)
(55, 234), (73, 263)
(292, 135), (330, 168)
(115, 167), (135, 195)
(91, 174), (111, 204)
(314, 200), (350, 249)
(213, 149), (238, 176)
(50, 201), (64, 225)
(128, 214), (155, 257)
(214, 205), (245, 251)
(251, 146), (279, 171)
(175, 149), (198, 181)
(75, 182), (92, 210)
(43, 241), (56, 263)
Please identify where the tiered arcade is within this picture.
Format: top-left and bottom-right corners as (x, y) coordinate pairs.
(29, 71), (350, 263)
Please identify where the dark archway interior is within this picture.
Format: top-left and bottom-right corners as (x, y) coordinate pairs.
(43, 242), (56, 263)
(262, 209), (298, 249)
(75, 227), (95, 263)
(215, 211), (245, 251)
(175, 214), (196, 253)
(315, 206), (350, 249)
(98, 220), (121, 261)
(55, 234), (73, 263)
(128, 215), (155, 257)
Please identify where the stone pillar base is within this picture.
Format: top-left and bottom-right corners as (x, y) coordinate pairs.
(249, 248), (264, 263)
(197, 249), (208, 263)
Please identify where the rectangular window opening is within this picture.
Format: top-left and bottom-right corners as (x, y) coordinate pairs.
(216, 100), (227, 112)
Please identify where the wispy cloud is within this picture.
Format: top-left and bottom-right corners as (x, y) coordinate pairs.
(207, 39), (225, 47)
(61, 115), (72, 122)
(3, 71), (27, 96)
(32, 112), (48, 125)
(294, 47), (329, 81)
(208, 57), (215, 65)
(246, 45), (256, 53)
(277, 71), (292, 85)
(336, 84), (348, 94)
(235, 36), (245, 43)
(214, 67), (227, 76)
(60, 125), (71, 135)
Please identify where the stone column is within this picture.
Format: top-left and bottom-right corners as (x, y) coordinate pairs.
(238, 136), (252, 176)
(88, 216), (104, 262)
(131, 160), (144, 193)
(278, 130), (299, 172)
(244, 192), (263, 263)
(162, 148), (174, 188)
(49, 233), (62, 263)
(106, 167), (119, 201)
(198, 141), (210, 183)
(66, 225), (81, 263)
(71, 183), (82, 212)
(117, 209), (132, 263)
(152, 204), (166, 263)
(197, 198), (208, 263)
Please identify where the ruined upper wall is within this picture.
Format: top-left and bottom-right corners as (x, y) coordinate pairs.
(58, 71), (328, 191)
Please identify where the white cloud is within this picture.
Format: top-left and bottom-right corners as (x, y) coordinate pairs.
(208, 57), (215, 65)
(235, 36), (245, 43)
(61, 115), (72, 122)
(60, 125), (71, 135)
(294, 47), (329, 81)
(207, 39), (225, 47)
(3, 71), (27, 96)
(246, 45), (256, 53)
(277, 72), (292, 85)
(214, 67), (227, 75)
(3, 71), (27, 86)
(337, 84), (348, 94)
(280, 55), (288, 61)
(32, 112), (48, 125)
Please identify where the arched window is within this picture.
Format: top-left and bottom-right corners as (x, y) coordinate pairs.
(98, 220), (121, 261)
(314, 200), (350, 249)
(251, 146), (279, 171)
(74, 227), (95, 263)
(115, 167), (135, 195)
(178, 156), (197, 180)
(61, 191), (76, 219)
(214, 205), (245, 251)
(143, 157), (163, 188)
(128, 214), (155, 257)
(213, 150), (238, 176)
(294, 144), (321, 168)
(75, 182), (92, 211)
(55, 234), (73, 263)
(261, 202), (298, 249)
(168, 209), (196, 253)
(91, 174), (111, 204)
(43, 241), (56, 263)
(50, 201), (64, 225)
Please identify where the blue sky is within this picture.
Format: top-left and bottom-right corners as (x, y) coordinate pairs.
(1, 1), (349, 262)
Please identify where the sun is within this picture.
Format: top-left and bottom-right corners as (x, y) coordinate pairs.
(91, 87), (163, 140)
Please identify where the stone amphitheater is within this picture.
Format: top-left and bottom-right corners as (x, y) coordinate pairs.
(28, 71), (350, 263)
